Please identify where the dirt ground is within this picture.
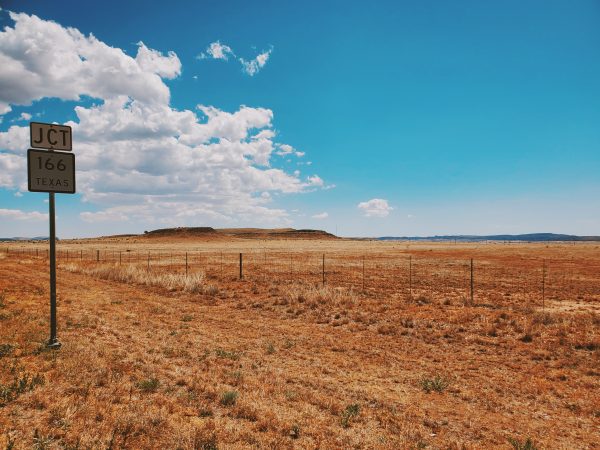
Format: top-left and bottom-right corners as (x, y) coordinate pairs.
(0, 239), (598, 449)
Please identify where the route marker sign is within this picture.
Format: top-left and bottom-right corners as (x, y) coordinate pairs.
(27, 149), (76, 194)
(30, 122), (72, 151)
(27, 121), (76, 349)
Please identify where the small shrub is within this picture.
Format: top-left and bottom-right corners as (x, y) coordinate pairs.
(520, 334), (533, 343)
(215, 348), (240, 360)
(265, 342), (276, 354)
(508, 437), (538, 450)
(340, 403), (360, 428)
(136, 378), (160, 392)
(420, 375), (449, 393)
(220, 390), (238, 406)
(0, 343), (15, 358)
(181, 315), (193, 322)
(32, 429), (54, 450)
(289, 424), (300, 439)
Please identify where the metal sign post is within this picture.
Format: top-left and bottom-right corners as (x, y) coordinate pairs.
(27, 122), (75, 349)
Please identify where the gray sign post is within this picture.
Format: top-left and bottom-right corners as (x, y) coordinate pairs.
(27, 122), (75, 349)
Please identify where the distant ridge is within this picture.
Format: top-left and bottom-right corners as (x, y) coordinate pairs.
(377, 233), (600, 242)
(0, 236), (50, 242)
(84, 227), (339, 241)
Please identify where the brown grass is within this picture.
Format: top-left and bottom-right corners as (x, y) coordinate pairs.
(0, 239), (598, 448)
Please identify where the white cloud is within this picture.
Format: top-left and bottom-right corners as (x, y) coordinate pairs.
(135, 41), (181, 79)
(312, 212), (328, 219)
(240, 48), (272, 76)
(0, 208), (48, 220)
(0, 12), (178, 111)
(358, 198), (393, 218)
(199, 41), (234, 60)
(19, 112), (31, 121)
(0, 13), (323, 229)
(198, 41), (272, 76)
(307, 175), (324, 187)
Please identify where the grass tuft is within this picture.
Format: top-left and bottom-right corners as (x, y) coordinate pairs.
(420, 375), (449, 393)
(340, 403), (360, 428)
(220, 390), (238, 406)
(508, 437), (538, 450)
(0, 371), (45, 406)
(135, 378), (160, 393)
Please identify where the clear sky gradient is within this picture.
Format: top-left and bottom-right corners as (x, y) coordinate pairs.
(0, 0), (599, 237)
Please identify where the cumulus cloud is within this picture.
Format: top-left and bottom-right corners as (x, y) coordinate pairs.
(358, 198), (393, 218)
(0, 208), (48, 220)
(19, 112), (31, 121)
(0, 12), (179, 111)
(198, 41), (272, 76)
(0, 13), (324, 229)
(312, 212), (328, 219)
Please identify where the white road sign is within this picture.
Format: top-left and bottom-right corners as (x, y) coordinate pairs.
(30, 122), (72, 151)
(27, 149), (76, 194)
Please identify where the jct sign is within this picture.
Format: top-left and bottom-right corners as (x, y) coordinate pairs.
(30, 122), (72, 151)
(27, 121), (76, 349)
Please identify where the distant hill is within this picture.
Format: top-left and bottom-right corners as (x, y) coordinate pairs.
(69, 227), (339, 242)
(0, 236), (50, 242)
(377, 233), (600, 242)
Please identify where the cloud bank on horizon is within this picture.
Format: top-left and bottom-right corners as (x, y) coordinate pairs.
(0, 11), (323, 229)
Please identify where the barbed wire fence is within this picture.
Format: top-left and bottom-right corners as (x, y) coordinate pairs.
(3, 245), (600, 307)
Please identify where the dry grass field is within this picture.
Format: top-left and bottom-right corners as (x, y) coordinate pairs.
(0, 236), (599, 449)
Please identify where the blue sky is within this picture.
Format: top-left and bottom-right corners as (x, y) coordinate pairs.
(0, 0), (599, 238)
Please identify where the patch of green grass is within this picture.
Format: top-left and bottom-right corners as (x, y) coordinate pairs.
(0, 372), (45, 406)
(220, 390), (238, 406)
(420, 375), (449, 393)
(340, 403), (360, 428)
(508, 437), (538, 450)
(135, 378), (160, 392)
(215, 348), (240, 360)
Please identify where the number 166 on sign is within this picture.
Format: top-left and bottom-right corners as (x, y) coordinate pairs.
(27, 149), (76, 194)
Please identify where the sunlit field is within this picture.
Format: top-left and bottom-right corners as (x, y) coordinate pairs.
(1, 236), (599, 448)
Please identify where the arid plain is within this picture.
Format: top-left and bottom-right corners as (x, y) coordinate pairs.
(0, 230), (599, 449)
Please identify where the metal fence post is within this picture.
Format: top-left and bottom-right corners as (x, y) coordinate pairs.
(409, 255), (412, 297)
(239, 253), (243, 279)
(470, 258), (474, 304)
(542, 259), (546, 310)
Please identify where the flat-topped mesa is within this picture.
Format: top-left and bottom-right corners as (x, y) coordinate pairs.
(217, 228), (338, 240)
(143, 227), (217, 237)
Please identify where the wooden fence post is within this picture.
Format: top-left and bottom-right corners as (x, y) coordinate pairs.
(239, 253), (243, 280)
(185, 252), (188, 277)
(322, 254), (325, 286)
